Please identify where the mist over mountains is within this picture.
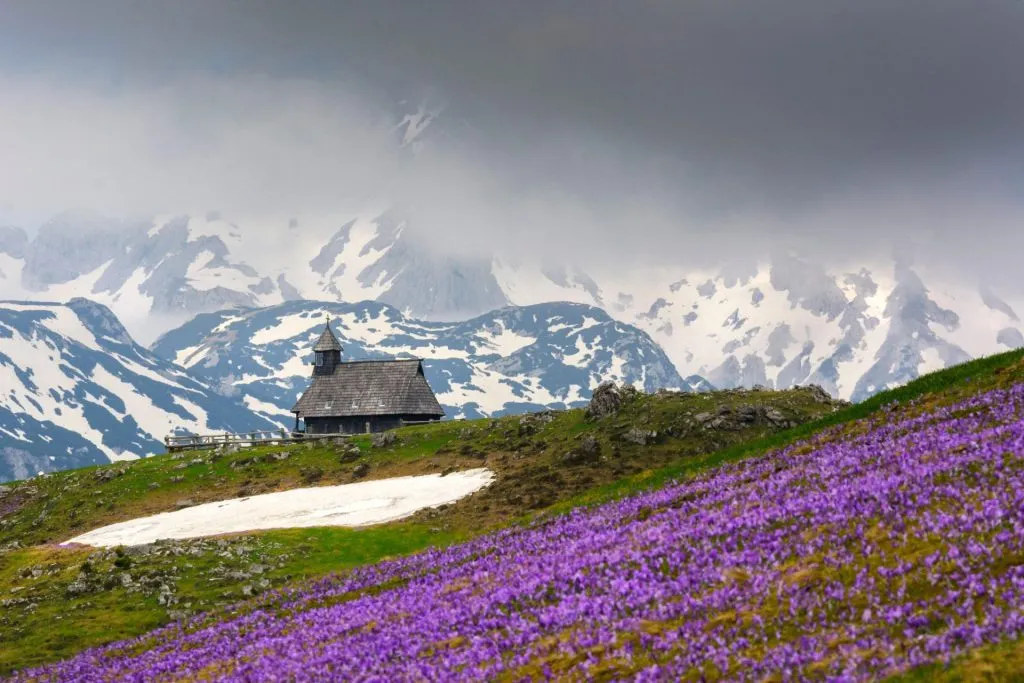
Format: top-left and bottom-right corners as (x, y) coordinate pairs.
(2, 197), (1022, 406)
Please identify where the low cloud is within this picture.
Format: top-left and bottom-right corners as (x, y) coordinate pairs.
(1, 0), (1023, 291)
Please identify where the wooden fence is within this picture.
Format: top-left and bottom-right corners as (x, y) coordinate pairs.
(163, 418), (446, 453)
(164, 430), (353, 453)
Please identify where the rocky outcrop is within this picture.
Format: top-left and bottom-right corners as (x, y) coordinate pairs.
(586, 382), (632, 420)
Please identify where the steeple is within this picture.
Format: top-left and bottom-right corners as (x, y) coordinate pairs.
(312, 315), (342, 374)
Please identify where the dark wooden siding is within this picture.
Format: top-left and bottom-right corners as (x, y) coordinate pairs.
(304, 414), (439, 435)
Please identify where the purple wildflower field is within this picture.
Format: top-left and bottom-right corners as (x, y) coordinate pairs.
(13, 384), (1024, 681)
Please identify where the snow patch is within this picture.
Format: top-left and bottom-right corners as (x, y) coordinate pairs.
(64, 468), (494, 547)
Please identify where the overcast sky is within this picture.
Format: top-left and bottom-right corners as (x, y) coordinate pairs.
(1, 1), (1023, 282)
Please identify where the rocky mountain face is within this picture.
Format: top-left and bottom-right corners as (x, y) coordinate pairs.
(0, 299), (276, 482)
(4, 208), (1021, 402)
(1, 103), (1021, 400)
(151, 300), (697, 424)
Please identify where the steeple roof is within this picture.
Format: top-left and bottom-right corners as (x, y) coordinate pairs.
(313, 320), (343, 353)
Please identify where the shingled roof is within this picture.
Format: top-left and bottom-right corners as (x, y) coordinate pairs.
(313, 322), (343, 352)
(291, 359), (445, 418)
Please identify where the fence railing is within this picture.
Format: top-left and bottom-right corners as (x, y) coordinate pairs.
(164, 418), (449, 453)
(164, 430), (353, 453)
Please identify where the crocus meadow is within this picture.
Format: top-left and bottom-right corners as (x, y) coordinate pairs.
(14, 385), (1024, 681)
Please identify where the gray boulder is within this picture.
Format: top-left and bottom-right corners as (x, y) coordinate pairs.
(586, 382), (623, 420)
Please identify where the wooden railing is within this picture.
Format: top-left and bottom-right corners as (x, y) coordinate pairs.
(165, 419), (449, 453)
(164, 430), (353, 453)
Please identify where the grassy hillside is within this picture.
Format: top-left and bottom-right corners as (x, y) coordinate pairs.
(2, 350), (1023, 676)
(6, 348), (1024, 681)
(0, 385), (840, 674)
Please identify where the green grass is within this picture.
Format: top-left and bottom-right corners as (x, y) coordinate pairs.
(550, 348), (1024, 514)
(893, 638), (1024, 682)
(1, 348), (1023, 675)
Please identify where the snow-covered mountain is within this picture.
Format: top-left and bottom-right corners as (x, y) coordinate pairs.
(2, 101), (1021, 401)
(500, 255), (1024, 402)
(0, 298), (276, 482)
(151, 300), (697, 423)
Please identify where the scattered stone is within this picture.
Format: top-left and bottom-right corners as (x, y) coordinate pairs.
(764, 407), (787, 425)
(801, 384), (835, 404)
(299, 466), (324, 483)
(172, 463), (188, 471)
(458, 428), (474, 440)
(271, 452), (290, 461)
(622, 428), (658, 446)
(738, 406), (760, 423)
(694, 412), (713, 425)
(585, 382), (623, 420)
(352, 462), (370, 478)
(175, 499), (196, 509)
(93, 469), (123, 482)
(371, 431), (398, 449)
(560, 436), (602, 465)
(189, 459), (205, 466)
(169, 476), (185, 484)
(338, 449), (360, 464)
(440, 466), (456, 477)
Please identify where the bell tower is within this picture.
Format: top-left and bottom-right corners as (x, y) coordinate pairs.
(312, 315), (343, 376)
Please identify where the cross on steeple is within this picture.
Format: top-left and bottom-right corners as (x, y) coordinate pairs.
(312, 315), (343, 374)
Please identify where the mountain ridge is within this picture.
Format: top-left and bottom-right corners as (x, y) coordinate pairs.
(0, 298), (278, 482)
(151, 298), (701, 424)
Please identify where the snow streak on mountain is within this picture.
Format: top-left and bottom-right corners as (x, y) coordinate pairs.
(0, 299), (276, 482)
(2, 103), (1021, 402)
(151, 300), (696, 424)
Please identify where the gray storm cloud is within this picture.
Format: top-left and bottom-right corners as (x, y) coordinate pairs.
(1, 1), (1023, 282)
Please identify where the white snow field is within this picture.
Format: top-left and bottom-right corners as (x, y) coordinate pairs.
(64, 468), (495, 547)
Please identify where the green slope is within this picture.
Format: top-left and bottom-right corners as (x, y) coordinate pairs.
(1, 350), (1023, 676)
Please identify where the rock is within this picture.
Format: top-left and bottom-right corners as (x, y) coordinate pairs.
(172, 463), (188, 471)
(175, 499), (195, 509)
(458, 428), (474, 440)
(622, 428), (658, 445)
(338, 449), (361, 463)
(93, 469), (122, 482)
(738, 406), (760, 423)
(560, 436), (602, 465)
(801, 384), (834, 404)
(148, 482), (160, 490)
(440, 466), (456, 477)
(169, 475), (185, 483)
(332, 438), (347, 446)
(352, 462), (370, 478)
(271, 452), (290, 461)
(189, 459), (205, 466)
(694, 412), (713, 425)
(299, 466), (324, 483)
(764, 407), (786, 425)
(585, 382), (623, 420)
(371, 431), (398, 448)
